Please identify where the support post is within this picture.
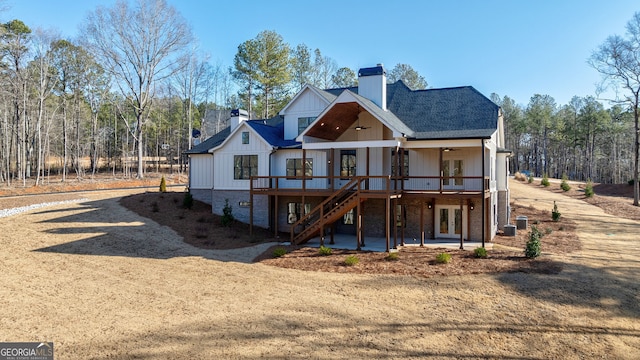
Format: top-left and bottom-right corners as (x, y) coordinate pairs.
(360, 200), (366, 247)
(249, 178), (253, 236)
(400, 201), (405, 246)
(356, 198), (362, 250)
(459, 198), (464, 250)
(274, 195), (279, 238)
(420, 200), (425, 247)
(385, 181), (390, 253)
(393, 197), (398, 249)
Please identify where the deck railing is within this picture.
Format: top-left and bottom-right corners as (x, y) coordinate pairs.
(251, 175), (489, 194)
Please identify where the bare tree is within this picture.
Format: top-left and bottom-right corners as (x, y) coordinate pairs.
(590, 11), (640, 206)
(81, 0), (192, 178)
(30, 28), (58, 185)
(0, 19), (31, 185)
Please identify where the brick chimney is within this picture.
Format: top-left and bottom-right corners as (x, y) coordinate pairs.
(357, 64), (386, 110)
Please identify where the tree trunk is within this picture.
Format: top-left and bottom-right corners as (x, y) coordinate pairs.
(634, 104), (639, 206)
(136, 112), (144, 179)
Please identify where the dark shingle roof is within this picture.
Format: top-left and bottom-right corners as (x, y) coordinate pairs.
(325, 81), (498, 139)
(186, 80), (499, 154)
(386, 82), (499, 139)
(246, 120), (300, 149)
(184, 115), (294, 154)
(184, 127), (230, 154)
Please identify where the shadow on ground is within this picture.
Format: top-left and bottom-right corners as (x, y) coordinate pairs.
(33, 198), (273, 263)
(495, 262), (640, 319)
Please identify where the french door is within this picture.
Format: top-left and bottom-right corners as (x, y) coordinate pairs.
(435, 205), (467, 239)
(442, 159), (464, 189)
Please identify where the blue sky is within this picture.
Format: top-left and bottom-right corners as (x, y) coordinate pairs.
(4, 0), (639, 107)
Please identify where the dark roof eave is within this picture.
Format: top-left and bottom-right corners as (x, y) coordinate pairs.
(406, 134), (493, 141)
(275, 144), (302, 150)
(497, 147), (514, 156)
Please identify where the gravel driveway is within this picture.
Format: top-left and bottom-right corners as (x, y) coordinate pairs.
(0, 182), (638, 359)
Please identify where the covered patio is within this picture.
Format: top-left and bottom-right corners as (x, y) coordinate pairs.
(301, 233), (493, 252)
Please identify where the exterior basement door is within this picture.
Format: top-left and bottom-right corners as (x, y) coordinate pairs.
(435, 205), (468, 239)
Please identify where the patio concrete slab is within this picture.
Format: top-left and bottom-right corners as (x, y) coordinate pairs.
(301, 233), (493, 252)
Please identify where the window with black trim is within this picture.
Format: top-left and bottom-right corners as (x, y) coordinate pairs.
(241, 131), (249, 144)
(298, 117), (316, 135)
(234, 155), (258, 180)
(391, 150), (409, 177)
(340, 150), (356, 178)
(286, 158), (313, 178)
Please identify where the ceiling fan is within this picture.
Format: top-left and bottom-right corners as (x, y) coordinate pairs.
(353, 117), (369, 131)
(352, 105), (369, 130)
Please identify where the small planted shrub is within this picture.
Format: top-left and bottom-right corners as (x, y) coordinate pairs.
(629, 179), (635, 186)
(585, 179), (595, 198)
(272, 247), (287, 258)
(551, 201), (561, 222)
(183, 191), (194, 209)
(474, 247), (488, 258)
(545, 227), (553, 235)
(436, 252), (452, 264)
(221, 199), (234, 226)
(525, 225), (542, 258)
(385, 252), (399, 261)
(528, 173), (534, 183)
(344, 255), (359, 266)
(560, 174), (570, 192)
(541, 173), (550, 187)
(159, 176), (167, 192)
(318, 245), (332, 256)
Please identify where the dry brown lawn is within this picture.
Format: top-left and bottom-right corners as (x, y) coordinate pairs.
(0, 174), (638, 359)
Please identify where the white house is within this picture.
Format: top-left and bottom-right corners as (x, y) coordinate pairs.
(186, 64), (510, 251)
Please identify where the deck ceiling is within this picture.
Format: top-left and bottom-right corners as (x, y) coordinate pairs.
(305, 102), (359, 141)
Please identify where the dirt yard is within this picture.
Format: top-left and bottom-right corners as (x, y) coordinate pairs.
(0, 176), (639, 358)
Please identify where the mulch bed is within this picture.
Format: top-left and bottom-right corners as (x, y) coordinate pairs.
(254, 245), (564, 277)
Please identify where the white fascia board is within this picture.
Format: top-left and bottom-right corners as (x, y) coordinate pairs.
(280, 84), (331, 115)
(402, 139), (486, 149)
(303, 139), (401, 150)
(207, 122), (273, 153)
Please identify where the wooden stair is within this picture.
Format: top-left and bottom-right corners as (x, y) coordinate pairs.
(290, 178), (363, 245)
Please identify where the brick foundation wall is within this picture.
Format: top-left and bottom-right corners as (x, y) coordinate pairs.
(498, 190), (509, 230)
(211, 190), (269, 229)
(190, 189), (212, 205)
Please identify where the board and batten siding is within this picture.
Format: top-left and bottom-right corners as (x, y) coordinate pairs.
(189, 154), (213, 189)
(213, 124), (272, 190)
(271, 149), (327, 190)
(282, 89), (329, 140)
